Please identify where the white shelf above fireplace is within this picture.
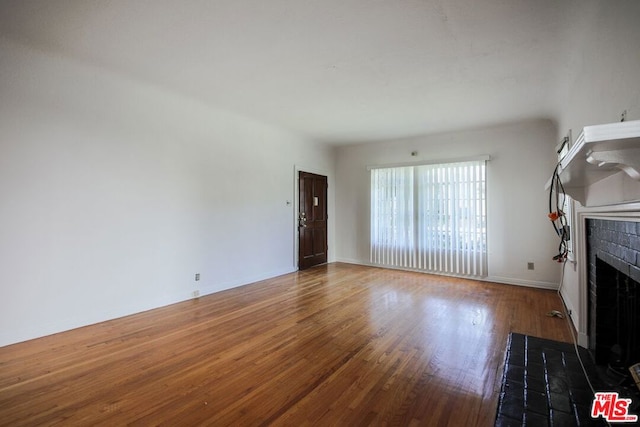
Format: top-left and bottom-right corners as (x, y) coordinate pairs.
(547, 120), (640, 205)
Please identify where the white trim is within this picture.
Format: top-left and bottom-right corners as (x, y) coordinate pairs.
(335, 257), (372, 266)
(0, 265), (298, 347)
(337, 258), (486, 280)
(200, 266), (297, 295)
(366, 155), (491, 171)
(577, 332), (589, 348)
(334, 258), (557, 289)
(577, 200), (640, 212)
(484, 275), (559, 290)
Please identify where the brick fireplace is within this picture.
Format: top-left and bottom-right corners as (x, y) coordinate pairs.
(586, 218), (640, 368)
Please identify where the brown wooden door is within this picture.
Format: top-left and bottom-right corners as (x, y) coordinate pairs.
(298, 171), (328, 270)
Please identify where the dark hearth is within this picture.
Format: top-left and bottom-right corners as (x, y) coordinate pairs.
(495, 333), (606, 426)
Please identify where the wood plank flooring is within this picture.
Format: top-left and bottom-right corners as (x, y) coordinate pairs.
(0, 263), (573, 426)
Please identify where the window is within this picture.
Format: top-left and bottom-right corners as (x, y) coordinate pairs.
(370, 159), (487, 277)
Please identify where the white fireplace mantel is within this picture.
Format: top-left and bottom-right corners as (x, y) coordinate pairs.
(549, 120), (640, 205)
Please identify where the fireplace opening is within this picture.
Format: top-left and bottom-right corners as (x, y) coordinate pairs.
(591, 257), (640, 370)
(587, 218), (640, 401)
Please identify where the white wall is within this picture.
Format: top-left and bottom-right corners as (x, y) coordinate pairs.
(335, 119), (562, 288)
(553, 1), (640, 344)
(0, 39), (335, 347)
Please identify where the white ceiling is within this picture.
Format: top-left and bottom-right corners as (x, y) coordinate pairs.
(1, 0), (589, 144)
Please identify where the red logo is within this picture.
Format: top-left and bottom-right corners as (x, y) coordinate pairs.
(591, 392), (638, 423)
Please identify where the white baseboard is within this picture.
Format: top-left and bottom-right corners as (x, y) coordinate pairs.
(0, 266), (298, 348)
(577, 332), (589, 348)
(0, 293), (185, 348)
(334, 258), (375, 267)
(335, 258), (559, 290)
(199, 267), (297, 296)
(484, 275), (559, 290)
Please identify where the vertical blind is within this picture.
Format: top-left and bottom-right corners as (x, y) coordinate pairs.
(370, 159), (487, 277)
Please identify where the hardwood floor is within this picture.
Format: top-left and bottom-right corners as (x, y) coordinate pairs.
(0, 263), (572, 426)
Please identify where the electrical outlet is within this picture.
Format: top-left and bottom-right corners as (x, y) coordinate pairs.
(192, 290), (200, 298)
(195, 273), (200, 281)
(527, 262), (535, 270)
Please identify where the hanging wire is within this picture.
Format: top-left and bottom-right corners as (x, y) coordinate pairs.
(549, 154), (570, 262)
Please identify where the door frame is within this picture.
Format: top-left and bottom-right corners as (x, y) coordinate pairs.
(293, 165), (330, 270)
